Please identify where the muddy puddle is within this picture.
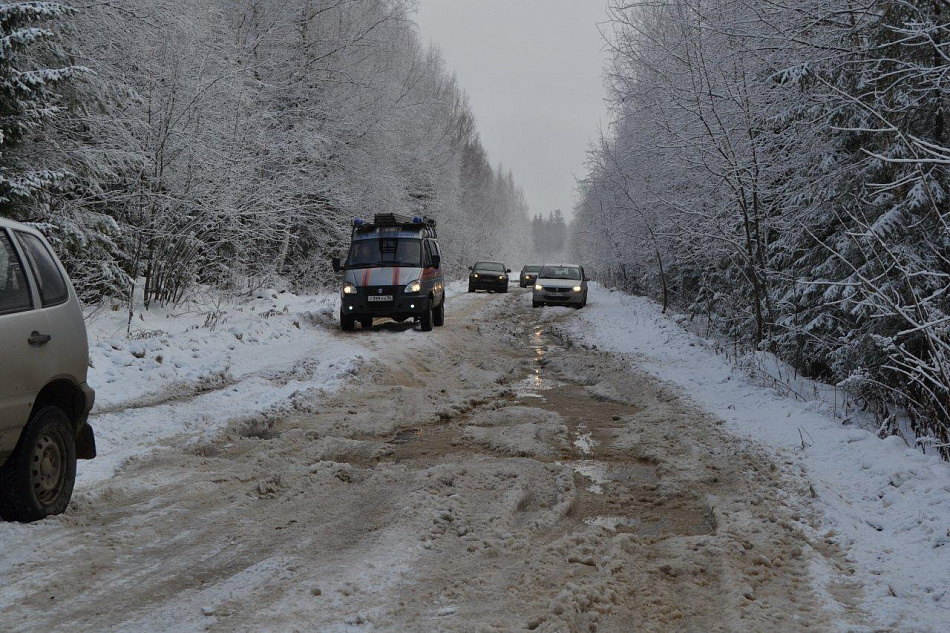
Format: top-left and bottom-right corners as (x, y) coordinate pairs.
(517, 321), (717, 538)
(370, 320), (717, 538)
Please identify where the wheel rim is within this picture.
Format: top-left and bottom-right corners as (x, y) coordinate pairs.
(31, 429), (67, 506)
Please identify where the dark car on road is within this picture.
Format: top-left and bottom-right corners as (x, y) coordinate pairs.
(468, 262), (510, 293)
(519, 265), (542, 288)
(333, 214), (445, 332)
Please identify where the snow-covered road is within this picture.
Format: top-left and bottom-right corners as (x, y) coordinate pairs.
(1, 285), (944, 631)
(561, 285), (950, 632)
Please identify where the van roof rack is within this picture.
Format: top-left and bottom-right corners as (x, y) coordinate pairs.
(352, 213), (437, 237)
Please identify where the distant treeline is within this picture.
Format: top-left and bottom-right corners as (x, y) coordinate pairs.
(0, 1), (531, 306)
(574, 0), (950, 457)
(531, 210), (567, 257)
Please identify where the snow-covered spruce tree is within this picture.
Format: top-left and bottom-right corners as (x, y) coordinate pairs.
(773, 1), (950, 455)
(0, 2), (129, 301)
(0, 2), (79, 210)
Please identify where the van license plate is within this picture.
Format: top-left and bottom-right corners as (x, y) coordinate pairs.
(368, 295), (393, 302)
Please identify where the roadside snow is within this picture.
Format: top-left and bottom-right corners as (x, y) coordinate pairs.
(559, 284), (950, 632)
(80, 289), (371, 484)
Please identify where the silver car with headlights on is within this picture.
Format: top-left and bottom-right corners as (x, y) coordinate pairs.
(532, 264), (588, 309)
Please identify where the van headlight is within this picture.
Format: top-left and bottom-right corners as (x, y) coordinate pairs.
(342, 283), (358, 295)
(534, 284), (543, 291)
(572, 286), (582, 292)
(405, 280), (422, 294)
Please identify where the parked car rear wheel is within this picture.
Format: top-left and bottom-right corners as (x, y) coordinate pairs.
(0, 405), (76, 523)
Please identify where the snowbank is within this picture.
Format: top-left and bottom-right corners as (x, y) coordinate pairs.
(559, 284), (950, 632)
(80, 288), (371, 484)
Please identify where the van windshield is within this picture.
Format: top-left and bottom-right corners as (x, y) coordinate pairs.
(347, 239), (421, 268)
(539, 266), (581, 280)
(523, 266), (542, 273)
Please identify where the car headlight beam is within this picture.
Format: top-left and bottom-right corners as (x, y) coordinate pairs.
(534, 284), (543, 291)
(573, 285), (583, 292)
(405, 280), (422, 294)
(342, 283), (358, 295)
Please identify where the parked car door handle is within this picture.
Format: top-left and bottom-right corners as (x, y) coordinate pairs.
(28, 331), (52, 346)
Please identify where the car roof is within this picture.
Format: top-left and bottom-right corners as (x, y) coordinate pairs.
(0, 216), (41, 233)
(474, 261), (505, 266)
(541, 263), (581, 268)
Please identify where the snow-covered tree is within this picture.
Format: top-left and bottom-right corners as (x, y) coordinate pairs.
(576, 0), (950, 457)
(0, 2), (82, 209)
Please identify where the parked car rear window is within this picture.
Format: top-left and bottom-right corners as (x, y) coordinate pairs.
(0, 231), (33, 315)
(16, 232), (69, 307)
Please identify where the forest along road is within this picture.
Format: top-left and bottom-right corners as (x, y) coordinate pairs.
(0, 289), (868, 632)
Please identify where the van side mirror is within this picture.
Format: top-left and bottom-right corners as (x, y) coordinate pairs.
(506, 268), (512, 273)
(468, 266), (473, 271)
(431, 254), (441, 269)
(332, 257), (342, 273)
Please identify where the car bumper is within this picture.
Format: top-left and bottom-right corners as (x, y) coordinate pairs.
(533, 291), (584, 305)
(469, 278), (508, 290)
(342, 295), (429, 319)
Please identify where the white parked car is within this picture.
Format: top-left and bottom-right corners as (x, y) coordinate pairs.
(0, 218), (96, 522)
(532, 264), (589, 309)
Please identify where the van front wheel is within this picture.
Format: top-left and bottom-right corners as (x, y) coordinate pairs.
(420, 300), (434, 332)
(0, 406), (76, 523)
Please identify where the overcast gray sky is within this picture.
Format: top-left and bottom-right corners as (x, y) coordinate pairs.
(415, 0), (610, 221)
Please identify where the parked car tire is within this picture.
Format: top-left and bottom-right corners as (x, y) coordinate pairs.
(533, 300), (543, 308)
(0, 406), (77, 523)
(341, 312), (356, 331)
(433, 299), (445, 327)
(420, 299), (434, 332)
(468, 284), (475, 293)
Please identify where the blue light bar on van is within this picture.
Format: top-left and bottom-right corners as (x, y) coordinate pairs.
(353, 218), (365, 227)
(412, 216), (424, 223)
